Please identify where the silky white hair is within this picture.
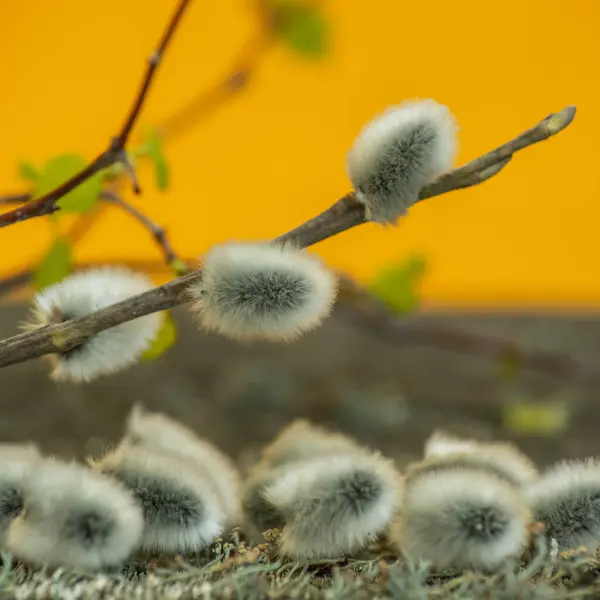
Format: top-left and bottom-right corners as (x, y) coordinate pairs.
(89, 442), (225, 553)
(393, 468), (530, 570)
(347, 98), (457, 224)
(7, 457), (143, 571)
(423, 430), (538, 487)
(0, 443), (41, 543)
(23, 267), (162, 383)
(526, 458), (600, 552)
(263, 451), (403, 559)
(125, 403), (241, 525)
(188, 242), (338, 342)
(258, 419), (362, 470)
(241, 465), (288, 541)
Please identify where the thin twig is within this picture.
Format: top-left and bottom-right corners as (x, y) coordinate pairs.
(0, 193), (31, 206)
(0, 106), (578, 370)
(158, 31), (272, 140)
(99, 190), (183, 268)
(0, 186), (185, 300)
(0, 204), (107, 300)
(0, 260), (191, 300)
(0, 0), (192, 229)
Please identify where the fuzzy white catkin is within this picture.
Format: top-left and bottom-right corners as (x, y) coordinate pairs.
(240, 419), (364, 540)
(188, 242), (338, 342)
(263, 451), (403, 559)
(125, 403), (242, 526)
(7, 458), (143, 571)
(526, 459), (600, 553)
(241, 465), (288, 540)
(24, 267), (163, 383)
(90, 443), (225, 554)
(0, 443), (41, 544)
(422, 430), (538, 487)
(347, 99), (458, 224)
(394, 469), (530, 570)
(258, 419), (361, 470)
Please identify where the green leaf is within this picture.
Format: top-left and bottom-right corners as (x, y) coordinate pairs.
(144, 128), (169, 191)
(502, 397), (570, 436)
(368, 254), (427, 314)
(33, 237), (73, 291)
(141, 312), (177, 361)
(33, 154), (103, 215)
(271, 1), (329, 57)
(18, 161), (40, 182)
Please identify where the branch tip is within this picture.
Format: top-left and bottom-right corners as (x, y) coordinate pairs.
(547, 106), (576, 136)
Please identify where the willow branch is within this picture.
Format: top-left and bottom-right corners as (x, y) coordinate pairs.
(0, 259), (187, 300)
(0, 0), (192, 229)
(275, 106), (576, 247)
(0, 193), (31, 206)
(99, 190), (184, 269)
(158, 31), (271, 141)
(0, 187), (185, 300)
(0, 106), (578, 370)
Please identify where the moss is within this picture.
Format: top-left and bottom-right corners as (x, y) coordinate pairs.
(1, 531), (600, 599)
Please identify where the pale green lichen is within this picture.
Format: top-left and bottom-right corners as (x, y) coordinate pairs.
(1, 530), (600, 600)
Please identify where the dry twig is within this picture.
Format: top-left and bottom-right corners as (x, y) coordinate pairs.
(0, 0), (192, 229)
(98, 190), (185, 269)
(0, 106), (578, 371)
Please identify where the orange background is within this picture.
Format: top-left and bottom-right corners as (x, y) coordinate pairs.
(0, 0), (598, 308)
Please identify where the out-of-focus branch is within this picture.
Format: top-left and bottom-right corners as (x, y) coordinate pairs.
(336, 277), (600, 384)
(0, 193), (31, 206)
(0, 260), (187, 300)
(0, 0), (192, 229)
(158, 32), (272, 141)
(0, 107), (578, 370)
(98, 190), (186, 270)
(0, 191), (187, 300)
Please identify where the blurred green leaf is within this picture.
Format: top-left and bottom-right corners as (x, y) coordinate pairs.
(169, 258), (189, 276)
(141, 312), (177, 361)
(502, 398), (570, 436)
(18, 161), (40, 182)
(144, 128), (169, 191)
(33, 237), (72, 291)
(33, 154), (103, 214)
(271, 1), (329, 57)
(368, 254), (427, 314)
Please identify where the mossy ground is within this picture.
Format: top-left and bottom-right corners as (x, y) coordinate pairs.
(1, 530), (600, 600)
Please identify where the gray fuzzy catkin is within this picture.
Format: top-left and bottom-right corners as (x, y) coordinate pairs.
(258, 419), (361, 470)
(347, 99), (457, 225)
(23, 267), (162, 383)
(240, 419), (363, 540)
(241, 466), (287, 540)
(393, 468), (530, 570)
(526, 459), (600, 552)
(125, 404), (242, 526)
(90, 443), (225, 554)
(406, 453), (532, 489)
(7, 458), (143, 571)
(0, 444), (40, 544)
(189, 242), (337, 342)
(423, 430), (538, 487)
(263, 451), (402, 559)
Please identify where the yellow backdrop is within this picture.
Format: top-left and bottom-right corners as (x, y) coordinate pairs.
(0, 0), (598, 308)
